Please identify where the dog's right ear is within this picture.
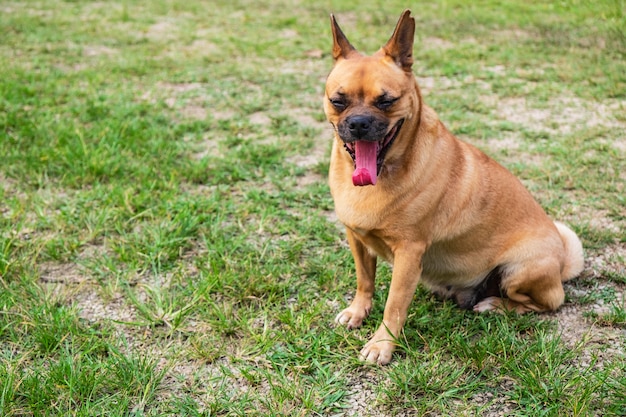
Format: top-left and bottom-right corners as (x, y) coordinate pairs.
(330, 14), (358, 60)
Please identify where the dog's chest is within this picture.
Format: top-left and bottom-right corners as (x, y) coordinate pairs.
(334, 198), (395, 262)
(333, 193), (386, 233)
(350, 225), (395, 262)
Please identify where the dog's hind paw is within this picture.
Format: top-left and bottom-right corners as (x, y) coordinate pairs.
(473, 296), (502, 313)
(473, 296), (534, 314)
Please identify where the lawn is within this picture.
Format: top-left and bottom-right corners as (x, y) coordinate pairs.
(1, 0), (625, 415)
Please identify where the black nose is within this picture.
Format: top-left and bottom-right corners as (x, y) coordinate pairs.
(347, 115), (375, 138)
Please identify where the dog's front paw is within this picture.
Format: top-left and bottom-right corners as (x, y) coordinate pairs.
(359, 328), (396, 365)
(334, 301), (371, 329)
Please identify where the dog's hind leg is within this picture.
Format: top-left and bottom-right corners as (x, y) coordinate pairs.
(473, 257), (565, 313)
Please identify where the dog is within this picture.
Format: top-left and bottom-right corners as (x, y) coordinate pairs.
(323, 10), (584, 365)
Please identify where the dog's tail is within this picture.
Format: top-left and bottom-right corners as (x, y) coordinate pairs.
(554, 221), (584, 281)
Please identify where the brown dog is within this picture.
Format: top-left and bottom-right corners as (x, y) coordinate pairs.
(324, 10), (584, 365)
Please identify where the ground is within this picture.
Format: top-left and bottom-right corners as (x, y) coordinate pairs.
(1, 1), (625, 416)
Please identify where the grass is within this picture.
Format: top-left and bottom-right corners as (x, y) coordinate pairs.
(1, 0), (625, 415)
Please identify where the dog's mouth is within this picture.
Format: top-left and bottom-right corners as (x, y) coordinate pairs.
(343, 119), (404, 186)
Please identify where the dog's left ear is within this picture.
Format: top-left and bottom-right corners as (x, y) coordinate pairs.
(382, 9), (415, 71)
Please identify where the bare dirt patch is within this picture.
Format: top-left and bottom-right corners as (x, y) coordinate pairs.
(248, 111), (272, 127)
(82, 45), (118, 57)
(422, 36), (455, 50)
(483, 133), (521, 153)
(39, 261), (85, 285)
(212, 109), (236, 121)
(612, 137), (626, 153)
(145, 20), (179, 41)
(416, 76), (462, 95)
(77, 289), (138, 323)
(495, 96), (626, 135)
(192, 135), (222, 159)
(181, 39), (220, 57)
(142, 82), (211, 121)
(552, 300), (625, 354)
(159, 82), (204, 94)
(345, 370), (386, 417)
(588, 243), (626, 278)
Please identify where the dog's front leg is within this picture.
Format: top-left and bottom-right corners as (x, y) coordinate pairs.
(335, 228), (377, 329)
(360, 241), (425, 365)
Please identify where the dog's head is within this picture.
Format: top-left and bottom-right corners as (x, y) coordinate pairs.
(324, 10), (420, 186)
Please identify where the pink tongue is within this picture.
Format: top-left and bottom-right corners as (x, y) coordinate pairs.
(352, 141), (378, 186)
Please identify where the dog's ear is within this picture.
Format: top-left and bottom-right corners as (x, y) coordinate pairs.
(382, 10), (415, 71)
(330, 14), (358, 60)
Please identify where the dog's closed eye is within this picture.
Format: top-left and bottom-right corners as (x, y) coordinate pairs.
(375, 95), (398, 111)
(329, 96), (348, 111)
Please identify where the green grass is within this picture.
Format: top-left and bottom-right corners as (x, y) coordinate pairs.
(1, 0), (625, 415)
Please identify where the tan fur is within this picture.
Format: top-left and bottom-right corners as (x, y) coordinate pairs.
(324, 10), (584, 365)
